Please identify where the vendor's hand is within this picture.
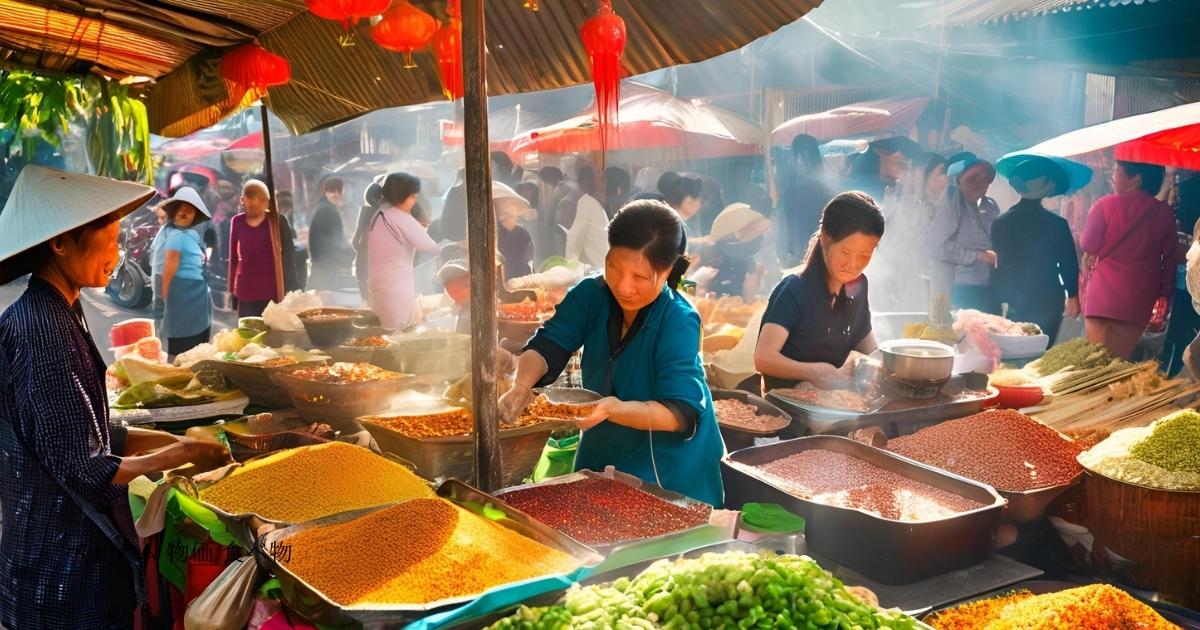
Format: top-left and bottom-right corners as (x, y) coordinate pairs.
(977, 250), (998, 267)
(1064, 296), (1081, 319)
(179, 437), (233, 470)
(578, 396), (619, 431)
(497, 382), (536, 425)
(809, 362), (854, 390)
(495, 347), (517, 379)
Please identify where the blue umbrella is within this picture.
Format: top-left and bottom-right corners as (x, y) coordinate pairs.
(996, 152), (1093, 197)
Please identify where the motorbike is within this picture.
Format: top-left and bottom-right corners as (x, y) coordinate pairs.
(106, 205), (160, 310)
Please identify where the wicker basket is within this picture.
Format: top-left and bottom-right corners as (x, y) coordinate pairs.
(1083, 470), (1200, 608)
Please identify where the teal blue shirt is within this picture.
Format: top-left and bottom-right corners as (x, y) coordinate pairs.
(528, 277), (726, 506)
(163, 226), (206, 281)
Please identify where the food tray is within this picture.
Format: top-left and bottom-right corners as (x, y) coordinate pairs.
(769, 377), (999, 437)
(711, 388), (791, 450)
(991, 333), (1050, 360)
(198, 358), (330, 408)
(493, 468), (716, 555)
(253, 489), (602, 628)
(110, 394), (249, 427)
(375, 332), (471, 384)
(361, 413), (572, 488)
(297, 308), (380, 347)
(271, 369), (414, 423)
(721, 436), (1005, 584)
(996, 471), (1083, 524)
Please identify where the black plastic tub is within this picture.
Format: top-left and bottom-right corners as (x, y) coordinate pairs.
(721, 435), (1005, 585)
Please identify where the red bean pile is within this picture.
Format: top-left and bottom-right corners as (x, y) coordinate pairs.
(498, 477), (710, 545)
(887, 409), (1083, 492)
(757, 450), (983, 521)
(714, 399), (786, 431)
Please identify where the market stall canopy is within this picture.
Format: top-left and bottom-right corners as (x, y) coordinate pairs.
(939, 0), (1166, 27)
(769, 96), (929, 145)
(0, 0), (822, 137)
(1024, 101), (1200, 170)
(508, 83), (765, 159)
(440, 105), (561, 152)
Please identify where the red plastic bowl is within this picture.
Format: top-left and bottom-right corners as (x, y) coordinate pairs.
(993, 385), (1046, 409)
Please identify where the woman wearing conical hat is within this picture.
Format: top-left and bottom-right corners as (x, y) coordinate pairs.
(0, 166), (231, 627)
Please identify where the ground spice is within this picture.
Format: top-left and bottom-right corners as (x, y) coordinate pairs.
(926, 584), (1176, 629)
(888, 410), (1083, 492)
(281, 498), (579, 606)
(1129, 409), (1200, 474)
(756, 450), (983, 522)
(498, 477), (710, 545)
(370, 407), (545, 439)
(199, 442), (433, 522)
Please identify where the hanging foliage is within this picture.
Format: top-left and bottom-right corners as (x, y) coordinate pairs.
(306, 0), (390, 45)
(580, 0), (626, 171)
(431, 0), (464, 100)
(220, 43), (291, 91)
(0, 71), (153, 184)
(371, 0), (438, 69)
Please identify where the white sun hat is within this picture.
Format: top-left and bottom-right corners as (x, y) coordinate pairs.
(0, 165), (155, 284)
(708, 202), (766, 243)
(159, 186), (211, 220)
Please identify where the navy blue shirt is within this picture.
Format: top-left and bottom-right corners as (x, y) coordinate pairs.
(0, 277), (141, 627)
(759, 268), (872, 391)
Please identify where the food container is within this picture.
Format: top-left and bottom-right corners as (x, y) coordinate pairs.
(271, 368), (414, 423)
(198, 358), (330, 408)
(297, 308), (380, 347)
(711, 388), (791, 451)
(722, 436), (1005, 584)
(995, 471), (1082, 524)
(494, 463), (710, 552)
(879, 339), (954, 385)
(361, 410), (572, 488)
(991, 333), (1050, 359)
(992, 384), (1046, 410)
(376, 332), (471, 384)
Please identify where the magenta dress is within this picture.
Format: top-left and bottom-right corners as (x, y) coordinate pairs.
(227, 214), (279, 302)
(1080, 190), (1178, 324)
(366, 205), (439, 329)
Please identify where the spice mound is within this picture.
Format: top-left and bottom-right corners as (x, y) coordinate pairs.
(773, 388), (874, 413)
(714, 399), (787, 431)
(1079, 410), (1200, 490)
(288, 362), (401, 384)
(199, 442), (433, 522)
(488, 550), (920, 630)
(369, 407), (547, 439)
(525, 394), (596, 420)
(756, 450), (983, 521)
(498, 477), (710, 545)
(1033, 337), (1119, 376)
(888, 410), (1083, 492)
(280, 498), (579, 606)
(344, 335), (389, 348)
(926, 584), (1176, 629)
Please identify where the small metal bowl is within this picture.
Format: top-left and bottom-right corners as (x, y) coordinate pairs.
(880, 340), (954, 384)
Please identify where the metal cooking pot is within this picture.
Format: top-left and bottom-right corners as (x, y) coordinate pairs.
(879, 339), (954, 383)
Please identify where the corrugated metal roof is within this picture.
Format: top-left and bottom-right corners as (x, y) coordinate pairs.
(941, 0), (1164, 27)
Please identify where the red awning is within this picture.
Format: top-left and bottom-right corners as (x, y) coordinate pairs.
(508, 83), (764, 159)
(770, 96), (930, 145)
(1026, 101), (1200, 170)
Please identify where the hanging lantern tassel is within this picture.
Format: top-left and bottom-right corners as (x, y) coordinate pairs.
(371, 0), (438, 69)
(219, 42), (291, 93)
(431, 0), (464, 100)
(580, 0), (625, 171)
(306, 0), (390, 46)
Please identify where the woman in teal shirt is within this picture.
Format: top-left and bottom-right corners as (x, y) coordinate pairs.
(500, 200), (726, 506)
(156, 187), (212, 357)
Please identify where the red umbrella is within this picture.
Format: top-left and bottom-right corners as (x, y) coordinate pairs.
(508, 83), (763, 159)
(1026, 102), (1200, 170)
(222, 131), (266, 174)
(769, 96), (930, 145)
(440, 106), (556, 152)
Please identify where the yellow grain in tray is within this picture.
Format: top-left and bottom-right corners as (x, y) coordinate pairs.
(199, 442), (433, 522)
(280, 498), (579, 606)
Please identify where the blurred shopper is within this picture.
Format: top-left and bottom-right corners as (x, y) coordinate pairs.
(992, 155), (1089, 343)
(696, 176), (726, 236)
(432, 168), (467, 243)
(367, 173), (440, 329)
(1082, 161), (1178, 360)
(276, 189), (305, 292)
(702, 203), (770, 300)
(632, 166), (662, 198)
(603, 166), (631, 218)
(778, 134), (833, 267)
(658, 172), (703, 236)
(870, 152), (947, 311)
(565, 167), (609, 268)
(496, 182), (535, 280)
(352, 178), (386, 302)
(534, 166), (565, 261)
(727, 162), (772, 221)
(847, 136), (922, 204)
(155, 188), (213, 357)
(228, 180), (287, 318)
(1162, 175), (1200, 376)
(307, 176), (355, 291)
(927, 155), (1000, 312)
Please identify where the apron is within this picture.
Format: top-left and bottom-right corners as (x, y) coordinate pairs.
(162, 277), (211, 339)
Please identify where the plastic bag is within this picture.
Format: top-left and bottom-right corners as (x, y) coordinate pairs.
(261, 302), (303, 332)
(135, 481), (174, 538)
(278, 290), (322, 313)
(184, 556), (259, 630)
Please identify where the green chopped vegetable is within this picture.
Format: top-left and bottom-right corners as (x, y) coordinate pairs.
(1035, 337), (1119, 376)
(740, 503), (806, 533)
(1130, 410), (1200, 473)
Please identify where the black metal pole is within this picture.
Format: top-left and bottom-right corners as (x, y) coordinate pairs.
(462, 0), (502, 491)
(260, 102), (285, 302)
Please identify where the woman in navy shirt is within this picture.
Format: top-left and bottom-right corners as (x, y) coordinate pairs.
(499, 200), (725, 506)
(755, 192), (885, 391)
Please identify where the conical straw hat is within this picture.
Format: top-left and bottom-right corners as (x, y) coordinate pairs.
(0, 165), (155, 283)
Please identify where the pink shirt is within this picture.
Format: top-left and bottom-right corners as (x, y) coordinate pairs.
(228, 213), (279, 301)
(1080, 190), (1178, 323)
(366, 206), (439, 328)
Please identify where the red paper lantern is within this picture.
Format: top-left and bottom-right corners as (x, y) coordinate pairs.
(580, 0), (626, 170)
(431, 0), (463, 100)
(219, 43), (291, 91)
(371, 0), (438, 69)
(306, 0), (390, 45)
(524, 0), (540, 11)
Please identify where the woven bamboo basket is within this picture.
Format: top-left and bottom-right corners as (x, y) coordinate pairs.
(1083, 470), (1200, 608)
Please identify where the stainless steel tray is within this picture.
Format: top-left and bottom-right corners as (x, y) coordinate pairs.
(711, 389), (792, 450)
(197, 358), (329, 408)
(493, 467), (715, 554)
(253, 486), (602, 627)
(721, 435), (1005, 584)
